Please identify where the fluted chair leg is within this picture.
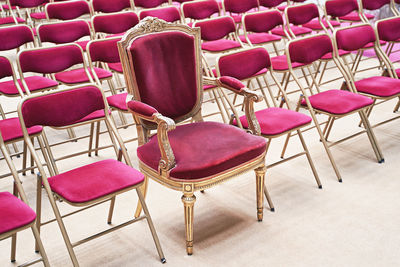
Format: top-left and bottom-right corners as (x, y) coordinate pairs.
(182, 192), (196, 255)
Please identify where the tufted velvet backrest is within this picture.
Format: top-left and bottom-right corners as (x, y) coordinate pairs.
(19, 44), (84, 74)
(194, 16), (236, 41)
(182, 0), (219, 20)
(127, 31), (198, 120)
(0, 57), (14, 79)
(92, 0), (132, 13)
(335, 24), (375, 51)
(218, 48), (271, 80)
(133, 0), (168, 8)
(325, 0), (358, 18)
(287, 3), (319, 25)
(38, 20), (90, 44)
(289, 35), (333, 64)
(377, 17), (400, 42)
(244, 10), (283, 33)
(223, 0), (259, 13)
(0, 25), (34, 51)
(89, 38), (121, 63)
(46, 0), (91, 20)
(93, 12), (139, 34)
(361, 0), (390, 11)
(21, 86), (105, 128)
(259, 0), (286, 8)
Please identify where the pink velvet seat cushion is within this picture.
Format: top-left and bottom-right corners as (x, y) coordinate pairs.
(30, 12), (46, 20)
(339, 12), (374, 21)
(137, 121), (266, 180)
(0, 192), (36, 235)
(234, 107), (312, 136)
(48, 159), (144, 203)
(354, 76), (400, 97)
(302, 19), (340, 30)
(239, 33), (281, 44)
(0, 17), (25, 25)
(301, 90), (374, 115)
(230, 14), (242, 23)
(321, 49), (351, 59)
(201, 39), (242, 52)
(73, 110), (107, 124)
(0, 117), (42, 142)
(271, 55), (304, 71)
(108, 62), (123, 73)
(0, 76), (58, 96)
(55, 67), (112, 84)
(76, 40), (89, 51)
(271, 25), (312, 36)
(211, 68), (267, 78)
(203, 84), (215, 90)
(107, 93), (128, 111)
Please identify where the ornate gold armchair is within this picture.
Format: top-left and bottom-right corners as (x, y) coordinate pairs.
(118, 17), (273, 255)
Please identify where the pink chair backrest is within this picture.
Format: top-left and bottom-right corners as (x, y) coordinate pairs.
(93, 12), (139, 34)
(292, 0), (307, 2)
(0, 25), (34, 51)
(0, 57), (14, 79)
(335, 24), (376, 51)
(46, 0), (91, 20)
(9, 0), (47, 8)
(325, 0), (358, 18)
(19, 44), (84, 74)
(128, 31), (198, 120)
(287, 3), (319, 26)
(244, 10), (283, 33)
(259, 0), (286, 8)
(88, 38), (121, 63)
(38, 20), (90, 44)
(361, 0), (390, 11)
(288, 35), (333, 64)
(139, 6), (181, 23)
(218, 48), (271, 80)
(194, 16), (236, 41)
(21, 86), (105, 128)
(223, 0), (258, 14)
(377, 17), (400, 42)
(182, 0), (219, 20)
(133, 0), (168, 8)
(92, 0), (132, 13)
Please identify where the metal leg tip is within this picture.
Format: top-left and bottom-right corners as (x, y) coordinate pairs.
(16, 155), (20, 158)
(379, 159), (385, 164)
(339, 179), (343, 183)
(200, 190), (205, 193)
(11, 260), (16, 263)
(107, 222), (112, 225)
(318, 185), (322, 189)
(270, 208), (275, 212)
(161, 258), (166, 264)
(35, 250), (39, 253)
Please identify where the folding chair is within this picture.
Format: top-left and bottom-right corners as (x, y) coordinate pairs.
(181, 0), (220, 26)
(7, 0), (47, 26)
(0, 0), (26, 26)
(133, 0), (170, 10)
(359, 0), (391, 23)
(258, 0), (287, 12)
(92, 11), (139, 38)
(18, 84), (166, 266)
(323, 0), (374, 26)
(45, 0), (93, 21)
(92, 0), (134, 14)
(222, 0), (259, 27)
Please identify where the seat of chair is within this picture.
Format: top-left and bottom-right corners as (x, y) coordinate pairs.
(0, 16), (25, 25)
(30, 12), (46, 20)
(211, 67), (267, 78)
(355, 76), (400, 97)
(203, 84), (216, 90)
(363, 40), (386, 49)
(73, 109), (108, 124)
(239, 33), (282, 44)
(48, 159), (144, 204)
(137, 121), (266, 180)
(107, 93), (128, 111)
(0, 76), (58, 96)
(76, 40), (90, 51)
(302, 19), (340, 30)
(233, 107), (312, 136)
(0, 192), (36, 235)
(0, 117), (42, 143)
(55, 67), (112, 84)
(271, 55), (304, 71)
(108, 62), (123, 73)
(230, 14), (242, 23)
(339, 12), (374, 21)
(301, 89), (374, 115)
(1, 4), (17, 10)
(106, 32), (125, 38)
(201, 39), (242, 52)
(271, 25), (312, 36)
(321, 49), (351, 59)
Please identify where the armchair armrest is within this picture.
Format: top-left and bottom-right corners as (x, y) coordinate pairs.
(127, 100), (176, 174)
(203, 76), (263, 135)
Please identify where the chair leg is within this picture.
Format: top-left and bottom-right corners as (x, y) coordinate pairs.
(95, 121), (101, 156)
(11, 182), (18, 262)
(30, 223), (50, 267)
(134, 176), (149, 218)
(22, 141), (27, 176)
(107, 196), (116, 224)
(137, 189), (166, 263)
(181, 192), (196, 255)
(358, 111), (384, 163)
(88, 123), (95, 157)
(255, 165), (266, 220)
(35, 174), (42, 253)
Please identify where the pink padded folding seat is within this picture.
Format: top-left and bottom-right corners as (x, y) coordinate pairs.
(139, 6), (181, 23)
(181, 0), (220, 26)
(354, 77), (400, 97)
(0, 117), (42, 142)
(45, 0), (92, 21)
(92, 11), (139, 37)
(258, 0), (286, 11)
(271, 25), (311, 36)
(55, 68), (112, 84)
(222, 0), (259, 23)
(270, 55), (304, 70)
(107, 93), (128, 111)
(240, 10), (282, 45)
(325, 0), (374, 22)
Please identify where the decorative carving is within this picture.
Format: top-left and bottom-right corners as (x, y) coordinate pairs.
(136, 17), (167, 33)
(155, 114), (176, 174)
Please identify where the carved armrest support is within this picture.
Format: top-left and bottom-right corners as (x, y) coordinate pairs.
(127, 100), (176, 174)
(204, 76), (263, 135)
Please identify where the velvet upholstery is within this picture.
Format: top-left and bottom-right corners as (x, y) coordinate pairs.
(0, 17), (26, 25)
(195, 16), (236, 41)
(92, 0), (131, 13)
(139, 6), (181, 23)
(0, 192), (36, 235)
(289, 35), (333, 65)
(46, 0), (91, 20)
(55, 67), (112, 84)
(93, 12), (139, 35)
(234, 107), (312, 136)
(0, 76), (58, 95)
(361, 0), (390, 10)
(339, 12), (374, 21)
(301, 90), (373, 115)
(48, 159), (144, 203)
(354, 76), (400, 97)
(377, 17), (400, 42)
(9, 0), (46, 8)
(128, 31), (198, 120)
(0, 25), (33, 51)
(108, 62), (123, 73)
(30, 12), (46, 19)
(217, 76), (245, 92)
(201, 39), (241, 52)
(89, 38), (121, 64)
(335, 25), (375, 51)
(218, 47), (271, 80)
(271, 25), (312, 36)
(137, 122), (266, 180)
(38, 20), (91, 45)
(271, 55), (304, 70)
(287, 3), (319, 26)
(325, 0), (358, 17)
(0, 117), (42, 142)
(0, 56), (13, 79)
(239, 33), (281, 44)
(302, 19), (340, 30)
(107, 93), (128, 111)
(127, 100), (159, 117)
(259, 0), (286, 8)
(244, 10), (283, 33)
(21, 86), (105, 128)
(223, 0), (258, 14)
(134, 0), (168, 8)
(182, 0), (219, 20)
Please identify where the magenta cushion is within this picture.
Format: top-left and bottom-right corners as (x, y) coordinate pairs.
(139, 6), (181, 23)
(234, 107), (312, 135)
(224, 0), (258, 13)
(48, 159), (144, 203)
(0, 17), (25, 25)
(107, 93), (128, 111)
(203, 84), (215, 90)
(321, 49), (350, 59)
(230, 14), (242, 23)
(339, 12), (374, 21)
(201, 39), (241, 52)
(127, 100), (158, 117)
(134, 0), (168, 8)
(243, 10), (283, 33)
(271, 25), (312, 36)
(354, 76), (400, 97)
(287, 3), (320, 26)
(396, 68), (400, 78)
(73, 110), (107, 124)
(271, 55), (304, 71)
(259, 0), (286, 8)
(289, 35), (333, 64)
(302, 19), (340, 30)
(0, 76), (58, 95)
(30, 12), (46, 20)
(93, 12), (139, 35)
(0, 117), (42, 142)
(301, 90), (374, 115)
(195, 16), (236, 41)
(0, 192), (36, 235)
(218, 76), (245, 92)
(137, 121), (266, 180)
(55, 67), (112, 84)
(377, 17), (400, 42)
(76, 40), (89, 51)
(336, 25), (376, 51)
(108, 62), (123, 73)
(239, 33), (281, 44)
(0, 25), (32, 51)
(182, 0), (219, 20)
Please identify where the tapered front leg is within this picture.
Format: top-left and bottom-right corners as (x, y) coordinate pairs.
(182, 191), (196, 255)
(255, 165), (266, 221)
